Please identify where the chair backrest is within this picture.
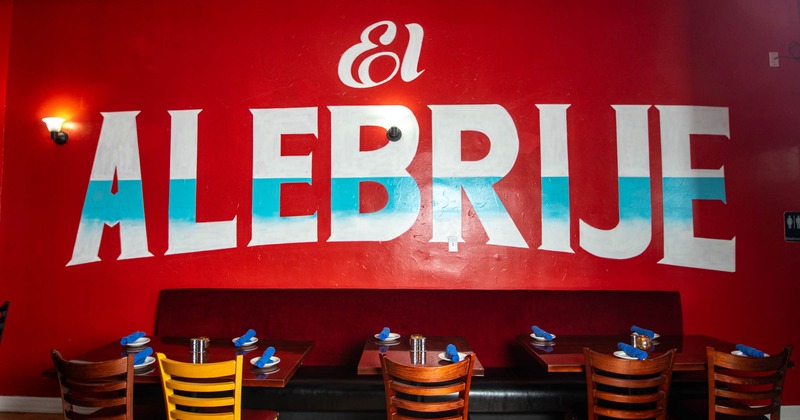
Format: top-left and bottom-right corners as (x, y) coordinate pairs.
(380, 353), (476, 420)
(156, 352), (244, 420)
(707, 345), (792, 420)
(0, 301), (8, 343)
(583, 347), (676, 420)
(51, 349), (135, 420)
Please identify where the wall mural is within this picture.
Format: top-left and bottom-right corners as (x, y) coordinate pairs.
(66, 20), (734, 273)
(8, 0), (800, 404)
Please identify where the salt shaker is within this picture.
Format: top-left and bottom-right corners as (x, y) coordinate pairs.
(409, 334), (426, 364)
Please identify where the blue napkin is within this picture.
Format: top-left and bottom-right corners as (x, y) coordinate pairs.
(235, 329), (256, 346)
(617, 342), (648, 360)
(736, 344), (765, 358)
(445, 344), (459, 362)
(133, 347), (153, 365)
(531, 325), (553, 341)
(378, 327), (390, 340)
(120, 331), (145, 345)
(631, 325), (655, 338)
(255, 346), (276, 368)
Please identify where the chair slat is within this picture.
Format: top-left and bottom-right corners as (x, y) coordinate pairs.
(390, 381), (465, 396)
(594, 406), (663, 419)
(64, 393), (126, 408)
(168, 394), (235, 408)
(593, 374), (666, 389)
(170, 409), (234, 420)
(388, 360), (472, 382)
(714, 371), (781, 385)
(65, 410), (127, 420)
(166, 378), (236, 393)
(716, 388), (779, 400)
(62, 378), (127, 392)
(393, 398), (465, 412)
(393, 414), (464, 420)
(595, 390), (665, 405)
(716, 403), (775, 417)
(159, 357), (236, 378)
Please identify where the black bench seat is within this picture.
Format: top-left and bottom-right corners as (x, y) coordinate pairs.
(239, 366), (582, 419)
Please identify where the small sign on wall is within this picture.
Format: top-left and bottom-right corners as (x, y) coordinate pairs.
(786, 212), (800, 242)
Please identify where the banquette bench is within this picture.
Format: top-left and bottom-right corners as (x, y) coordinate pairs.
(149, 288), (689, 419)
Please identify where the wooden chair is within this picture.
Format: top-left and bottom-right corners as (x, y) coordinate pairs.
(156, 352), (278, 420)
(379, 352), (476, 420)
(583, 347), (676, 420)
(51, 349), (134, 420)
(706, 345), (792, 420)
(0, 301), (7, 343)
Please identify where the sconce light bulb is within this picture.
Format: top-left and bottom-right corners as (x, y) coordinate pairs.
(42, 117), (65, 133)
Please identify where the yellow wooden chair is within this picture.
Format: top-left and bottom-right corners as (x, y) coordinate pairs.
(156, 352), (278, 420)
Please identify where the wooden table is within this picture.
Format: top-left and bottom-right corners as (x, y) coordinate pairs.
(73, 336), (314, 387)
(516, 334), (736, 373)
(357, 335), (485, 376)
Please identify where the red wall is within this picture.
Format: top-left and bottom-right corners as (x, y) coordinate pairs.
(1, 0), (799, 403)
(0, 0), (10, 194)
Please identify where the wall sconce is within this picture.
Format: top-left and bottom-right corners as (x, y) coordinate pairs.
(42, 117), (68, 145)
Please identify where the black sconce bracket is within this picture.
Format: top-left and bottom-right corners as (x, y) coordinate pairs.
(51, 131), (68, 145)
(387, 126), (402, 142)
